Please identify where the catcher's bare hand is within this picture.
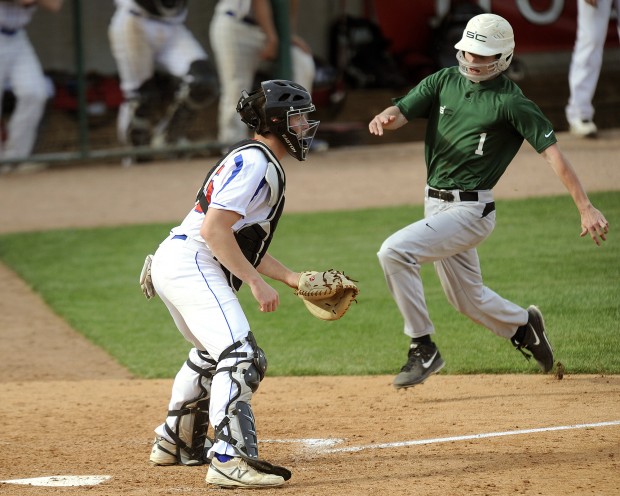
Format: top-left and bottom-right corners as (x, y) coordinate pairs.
(249, 278), (279, 312)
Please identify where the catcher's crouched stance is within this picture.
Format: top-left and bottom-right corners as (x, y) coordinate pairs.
(138, 80), (357, 489)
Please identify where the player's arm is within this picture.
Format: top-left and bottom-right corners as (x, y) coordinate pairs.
(200, 208), (280, 312)
(257, 253), (300, 289)
(35, 0), (63, 12)
(288, 0), (311, 54)
(540, 143), (609, 245)
(368, 105), (408, 136)
(252, 0), (278, 60)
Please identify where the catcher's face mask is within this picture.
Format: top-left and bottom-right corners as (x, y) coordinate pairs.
(283, 107), (319, 161)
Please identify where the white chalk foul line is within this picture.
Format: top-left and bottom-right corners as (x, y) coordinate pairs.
(1, 475), (112, 487)
(263, 438), (345, 449)
(321, 420), (620, 454)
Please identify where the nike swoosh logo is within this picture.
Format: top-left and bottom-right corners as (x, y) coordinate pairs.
(529, 325), (540, 345)
(422, 351), (438, 368)
(544, 131), (553, 138)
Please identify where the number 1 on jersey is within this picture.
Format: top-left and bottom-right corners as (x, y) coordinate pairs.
(475, 133), (487, 156)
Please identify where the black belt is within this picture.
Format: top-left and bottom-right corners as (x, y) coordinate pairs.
(1, 27), (19, 36)
(427, 187), (479, 202)
(427, 188), (495, 217)
(129, 9), (172, 23)
(224, 10), (257, 24)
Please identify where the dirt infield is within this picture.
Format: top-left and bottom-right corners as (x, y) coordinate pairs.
(0, 132), (619, 494)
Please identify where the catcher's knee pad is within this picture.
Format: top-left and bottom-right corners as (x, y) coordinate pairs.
(158, 60), (218, 143)
(213, 332), (267, 460)
(162, 349), (216, 465)
(181, 59), (219, 108)
(120, 78), (163, 146)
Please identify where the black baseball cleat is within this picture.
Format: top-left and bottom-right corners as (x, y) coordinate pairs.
(393, 341), (445, 389)
(512, 305), (554, 373)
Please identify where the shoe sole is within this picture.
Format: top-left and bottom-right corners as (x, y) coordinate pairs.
(206, 467), (284, 488)
(393, 357), (446, 390)
(149, 459), (177, 466)
(527, 305), (554, 373)
(149, 458), (204, 466)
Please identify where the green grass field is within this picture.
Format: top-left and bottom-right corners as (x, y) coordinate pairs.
(1, 192), (618, 378)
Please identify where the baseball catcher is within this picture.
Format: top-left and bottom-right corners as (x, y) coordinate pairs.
(141, 80), (336, 489)
(296, 270), (359, 320)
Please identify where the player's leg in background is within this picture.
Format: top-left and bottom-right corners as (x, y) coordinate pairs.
(209, 14), (264, 148)
(291, 45), (315, 95)
(291, 45), (328, 151)
(4, 32), (47, 160)
(565, 0), (612, 135)
(108, 9), (157, 148)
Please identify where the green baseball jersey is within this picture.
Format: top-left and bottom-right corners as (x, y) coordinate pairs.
(394, 67), (557, 191)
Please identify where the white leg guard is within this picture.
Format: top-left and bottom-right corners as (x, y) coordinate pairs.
(158, 350), (216, 465)
(213, 332), (291, 480)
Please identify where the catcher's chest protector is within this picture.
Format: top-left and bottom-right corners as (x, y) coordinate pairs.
(196, 140), (286, 291)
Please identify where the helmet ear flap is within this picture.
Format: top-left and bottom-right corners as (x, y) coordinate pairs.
(237, 90), (265, 131)
(496, 52), (513, 71)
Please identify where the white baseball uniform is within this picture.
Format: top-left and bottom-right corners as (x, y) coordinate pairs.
(0, 2), (48, 161)
(209, 0), (315, 146)
(566, 0), (620, 122)
(150, 142), (284, 459)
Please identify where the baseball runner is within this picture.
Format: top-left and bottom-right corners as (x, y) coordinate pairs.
(566, 0), (620, 137)
(143, 80), (320, 488)
(368, 14), (610, 390)
(0, 0), (62, 165)
(209, 0), (316, 149)
(108, 0), (217, 159)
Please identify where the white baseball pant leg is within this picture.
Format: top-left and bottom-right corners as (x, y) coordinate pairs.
(150, 235), (255, 458)
(291, 45), (315, 93)
(209, 14), (264, 145)
(566, 0), (620, 122)
(0, 32), (47, 160)
(377, 196), (527, 340)
(209, 14), (316, 146)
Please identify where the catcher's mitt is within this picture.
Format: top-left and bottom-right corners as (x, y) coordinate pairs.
(295, 270), (359, 321)
(139, 254), (156, 300)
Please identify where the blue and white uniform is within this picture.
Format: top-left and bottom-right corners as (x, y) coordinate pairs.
(150, 140), (284, 459)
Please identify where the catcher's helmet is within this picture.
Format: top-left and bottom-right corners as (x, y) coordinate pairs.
(237, 80), (319, 161)
(454, 13), (514, 82)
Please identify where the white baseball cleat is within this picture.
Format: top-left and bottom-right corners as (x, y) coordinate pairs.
(568, 118), (597, 138)
(149, 436), (204, 466)
(205, 457), (286, 488)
